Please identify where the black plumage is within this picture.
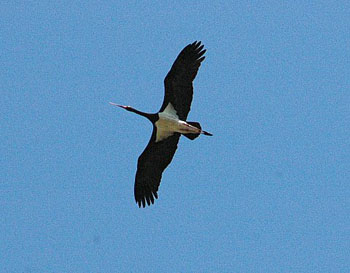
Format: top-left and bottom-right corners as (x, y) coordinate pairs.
(161, 41), (206, 120)
(111, 41), (210, 208)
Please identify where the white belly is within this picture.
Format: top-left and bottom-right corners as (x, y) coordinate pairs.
(155, 103), (200, 142)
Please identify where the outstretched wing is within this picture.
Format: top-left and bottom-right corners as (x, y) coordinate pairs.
(134, 128), (181, 207)
(161, 41), (206, 120)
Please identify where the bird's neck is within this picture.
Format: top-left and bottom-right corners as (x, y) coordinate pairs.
(129, 108), (158, 123)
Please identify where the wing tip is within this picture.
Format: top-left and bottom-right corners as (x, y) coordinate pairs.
(192, 40), (202, 46)
(135, 191), (159, 208)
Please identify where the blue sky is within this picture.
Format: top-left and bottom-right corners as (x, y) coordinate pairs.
(1, 1), (349, 272)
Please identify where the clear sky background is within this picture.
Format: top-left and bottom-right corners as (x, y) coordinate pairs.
(1, 1), (349, 272)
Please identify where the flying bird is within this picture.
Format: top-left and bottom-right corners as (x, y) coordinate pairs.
(110, 41), (212, 208)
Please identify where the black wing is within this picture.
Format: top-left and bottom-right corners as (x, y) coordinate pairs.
(134, 128), (181, 207)
(161, 41), (206, 120)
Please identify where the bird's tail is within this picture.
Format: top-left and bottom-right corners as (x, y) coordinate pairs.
(183, 121), (213, 140)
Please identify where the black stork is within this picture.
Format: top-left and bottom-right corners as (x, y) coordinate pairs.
(110, 41), (212, 208)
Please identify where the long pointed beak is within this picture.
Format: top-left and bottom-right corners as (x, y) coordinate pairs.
(109, 102), (127, 109)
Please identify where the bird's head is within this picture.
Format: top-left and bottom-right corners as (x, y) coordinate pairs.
(109, 102), (133, 111)
(109, 101), (155, 121)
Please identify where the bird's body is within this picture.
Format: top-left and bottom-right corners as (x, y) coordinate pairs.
(111, 41), (211, 207)
(155, 102), (208, 142)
